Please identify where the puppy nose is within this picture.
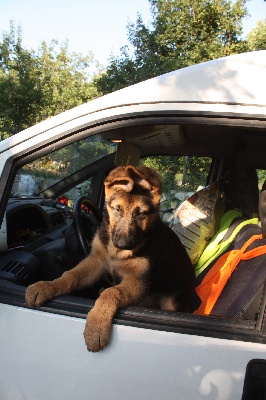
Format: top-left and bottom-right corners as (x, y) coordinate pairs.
(112, 234), (134, 250)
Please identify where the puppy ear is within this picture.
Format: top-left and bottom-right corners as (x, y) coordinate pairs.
(105, 178), (134, 195)
(126, 165), (162, 204)
(104, 165), (162, 204)
(125, 166), (152, 190)
(104, 166), (134, 198)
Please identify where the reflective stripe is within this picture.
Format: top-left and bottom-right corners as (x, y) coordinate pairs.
(194, 234), (265, 315)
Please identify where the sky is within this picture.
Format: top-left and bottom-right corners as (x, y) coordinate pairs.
(0, 0), (266, 68)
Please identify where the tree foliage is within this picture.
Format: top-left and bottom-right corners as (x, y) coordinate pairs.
(0, 23), (43, 137)
(246, 18), (266, 51)
(0, 4), (258, 140)
(142, 155), (212, 193)
(0, 22), (101, 139)
(35, 40), (99, 121)
(96, 0), (248, 94)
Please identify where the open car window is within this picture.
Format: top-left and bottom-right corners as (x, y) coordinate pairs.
(141, 155), (213, 224)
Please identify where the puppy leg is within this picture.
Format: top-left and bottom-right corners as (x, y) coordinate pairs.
(84, 274), (146, 352)
(25, 236), (107, 307)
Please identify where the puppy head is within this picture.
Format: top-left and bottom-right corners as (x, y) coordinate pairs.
(104, 166), (162, 250)
(104, 165), (162, 205)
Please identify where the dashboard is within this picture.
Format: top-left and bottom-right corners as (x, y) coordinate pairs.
(6, 198), (67, 249)
(0, 198), (72, 286)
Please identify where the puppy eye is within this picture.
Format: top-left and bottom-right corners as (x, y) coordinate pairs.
(136, 209), (149, 217)
(139, 210), (147, 216)
(111, 205), (121, 213)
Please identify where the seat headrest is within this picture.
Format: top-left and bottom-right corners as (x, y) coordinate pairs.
(236, 167), (259, 218)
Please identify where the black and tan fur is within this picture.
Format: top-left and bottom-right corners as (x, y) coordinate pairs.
(25, 165), (195, 352)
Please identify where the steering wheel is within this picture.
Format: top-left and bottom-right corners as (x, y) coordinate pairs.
(73, 196), (103, 256)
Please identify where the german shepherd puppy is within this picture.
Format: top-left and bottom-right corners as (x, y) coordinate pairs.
(25, 165), (195, 352)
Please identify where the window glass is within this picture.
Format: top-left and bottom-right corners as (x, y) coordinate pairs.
(11, 134), (116, 198)
(58, 178), (93, 208)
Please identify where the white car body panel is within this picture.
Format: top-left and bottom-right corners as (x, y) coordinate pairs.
(1, 101), (265, 176)
(1, 50), (266, 174)
(0, 303), (265, 400)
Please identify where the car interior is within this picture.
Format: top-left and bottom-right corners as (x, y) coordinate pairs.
(0, 116), (266, 339)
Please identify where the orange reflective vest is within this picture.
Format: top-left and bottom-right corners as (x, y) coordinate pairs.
(194, 234), (266, 316)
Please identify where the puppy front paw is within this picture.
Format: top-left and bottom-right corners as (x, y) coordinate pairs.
(25, 281), (55, 307)
(84, 309), (112, 352)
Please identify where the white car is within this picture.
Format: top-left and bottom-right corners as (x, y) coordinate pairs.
(0, 51), (265, 400)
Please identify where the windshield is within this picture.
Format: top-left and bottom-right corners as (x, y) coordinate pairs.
(11, 134), (116, 198)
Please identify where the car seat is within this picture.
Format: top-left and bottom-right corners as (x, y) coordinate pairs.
(191, 167), (266, 321)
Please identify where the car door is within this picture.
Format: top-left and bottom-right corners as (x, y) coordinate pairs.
(0, 288), (265, 400)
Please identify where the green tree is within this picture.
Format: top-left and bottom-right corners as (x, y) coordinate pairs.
(142, 155), (212, 193)
(246, 18), (266, 51)
(96, 0), (248, 94)
(35, 40), (100, 121)
(0, 22), (43, 138)
(0, 22), (101, 138)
